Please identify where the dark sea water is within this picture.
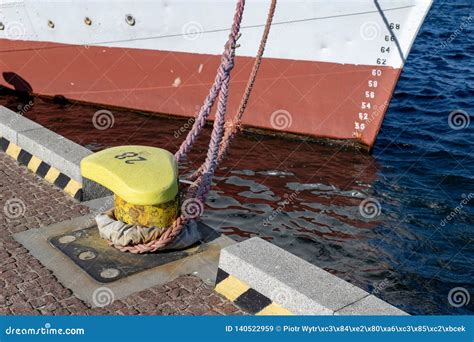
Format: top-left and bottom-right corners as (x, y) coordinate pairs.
(0, 1), (472, 315)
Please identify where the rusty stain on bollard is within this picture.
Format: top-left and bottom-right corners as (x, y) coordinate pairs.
(114, 194), (178, 228)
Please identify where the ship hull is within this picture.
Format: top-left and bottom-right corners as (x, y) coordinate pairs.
(0, 0), (432, 150)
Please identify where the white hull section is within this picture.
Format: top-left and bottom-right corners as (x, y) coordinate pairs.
(1, 0), (432, 68)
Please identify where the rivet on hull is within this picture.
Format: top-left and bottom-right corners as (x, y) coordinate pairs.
(125, 14), (135, 26)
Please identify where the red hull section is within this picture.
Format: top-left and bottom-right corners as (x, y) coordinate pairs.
(0, 40), (401, 149)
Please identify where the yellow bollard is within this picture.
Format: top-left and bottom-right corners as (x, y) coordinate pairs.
(81, 145), (180, 228)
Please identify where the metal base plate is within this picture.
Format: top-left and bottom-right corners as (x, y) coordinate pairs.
(14, 213), (235, 306)
(49, 224), (219, 283)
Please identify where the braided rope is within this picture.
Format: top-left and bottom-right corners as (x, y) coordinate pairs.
(175, 0), (245, 163)
(114, 0), (246, 254)
(196, 54), (234, 202)
(114, 216), (184, 253)
(190, 0), (277, 180)
(110, 0), (277, 254)
(121, 58), (236, 254)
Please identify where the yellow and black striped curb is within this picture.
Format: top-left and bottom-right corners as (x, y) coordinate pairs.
(0, 136), (83, 200)
(215, 268), (293, 315)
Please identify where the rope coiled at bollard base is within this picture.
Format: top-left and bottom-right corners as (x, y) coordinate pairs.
(96, 209), (201, 254)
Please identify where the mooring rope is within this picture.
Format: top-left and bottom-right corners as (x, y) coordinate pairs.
(114, 0), (277, 253)
(174, 0), (245, 163)
(190, 0), (277, 180)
